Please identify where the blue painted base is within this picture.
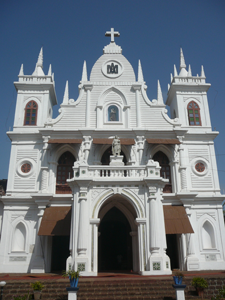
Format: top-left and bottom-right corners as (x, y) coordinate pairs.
(66, 287), (79, 292)
(172, 284), (186, 289)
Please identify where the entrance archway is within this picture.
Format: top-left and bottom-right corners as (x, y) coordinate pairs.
(98, 207), (133, 272)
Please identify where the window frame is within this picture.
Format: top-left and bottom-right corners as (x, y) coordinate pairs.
(24, 100), (38, 126)
(56, 151), (75, 194)
(187, 101), (201, 126)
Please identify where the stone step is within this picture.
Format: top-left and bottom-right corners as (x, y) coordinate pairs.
(2, 276), (224, 300)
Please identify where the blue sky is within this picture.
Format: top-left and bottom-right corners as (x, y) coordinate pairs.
(1, 0), (225, 193)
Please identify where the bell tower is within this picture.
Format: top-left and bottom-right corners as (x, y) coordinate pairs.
(13, 48), (57, 129)
(166, 49), (211, 130)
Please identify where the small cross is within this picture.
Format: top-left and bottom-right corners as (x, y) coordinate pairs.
(105, 28), (120, 43)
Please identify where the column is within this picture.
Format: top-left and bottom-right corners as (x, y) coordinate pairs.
(40, 136), (50, 192)
(90, 218), (100, 274)
(135, 219), (146, 273)
(179, 143), (187, 191)
(84, 85), (93, 128)
(185, 208), (199, 270)
(31, 200), (49, 273)
(132, 85), (141, 128)
(48, 161), (58, 193)
(77, 193), (88, 256)
(149, 197), (160, 254)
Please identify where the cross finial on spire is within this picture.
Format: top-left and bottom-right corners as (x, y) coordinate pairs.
(105, 28), (120, 43)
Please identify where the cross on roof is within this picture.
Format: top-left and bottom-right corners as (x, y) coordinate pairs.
(105, 28), (120, 43)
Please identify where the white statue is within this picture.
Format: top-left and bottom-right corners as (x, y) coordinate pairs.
(112, 136), (121, 156)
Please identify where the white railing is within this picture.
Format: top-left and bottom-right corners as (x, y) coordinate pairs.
(18, 76), (53, 83)
(88, 166), (147, 178)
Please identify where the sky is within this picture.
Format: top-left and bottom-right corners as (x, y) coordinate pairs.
(0, 0), (225, 193)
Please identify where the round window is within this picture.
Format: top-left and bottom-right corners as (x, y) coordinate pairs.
(21, 163), (31, 173)
(195, 162), (205, 173)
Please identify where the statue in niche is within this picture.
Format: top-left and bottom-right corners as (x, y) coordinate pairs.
(112, 136), (121, 156)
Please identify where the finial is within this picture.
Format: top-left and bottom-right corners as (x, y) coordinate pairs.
(48, 64), (52, 76)
(37, 47), (43, 68)
(201, 65), (205, 77)
(105, 28), (120, 43)
(19, 64), (24, 76)
(188, 64), (192, 76)
(170, 73), (173, 83)
(180, 48), (186, 70)
(157, 80), (164, 105)
(138, 60), (144, 82)
(63, 81), (69, 104)
(81, 61), (88, 81)
(174, 65), (178, 77)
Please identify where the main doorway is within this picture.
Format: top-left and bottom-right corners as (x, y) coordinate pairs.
(51, 236), (70, 272)
(98, 207), (133, 272)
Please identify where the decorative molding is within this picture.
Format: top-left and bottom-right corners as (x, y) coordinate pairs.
(196, 212), (216, 221)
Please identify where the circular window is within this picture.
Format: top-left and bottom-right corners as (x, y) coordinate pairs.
(21, 163), (31, 173)
(195, 162), (205, 173)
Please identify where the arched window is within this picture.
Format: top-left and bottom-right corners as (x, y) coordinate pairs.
(24, 100), (38, 125)
(56, 151), (75, 194)
(108, 105), (119, 122)
(12, 222), (26, 252)
(153, 151), (172, 193)
(202, 221), (216, 249)
(187, 101), (201, 126)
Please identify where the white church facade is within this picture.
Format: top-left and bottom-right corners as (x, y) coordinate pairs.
(0, 28), (225, 275)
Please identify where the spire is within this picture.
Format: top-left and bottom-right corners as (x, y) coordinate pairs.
(19, 64), (24, 76)
(81, 61), (87, 81)
(47, 64), (52, 76)
(188, 64), (192, 76)
(138, 60), (144, 82)
(180, 48), (186, 70)
(157, 80), (164, 105)
(201, 65), (205, 77)
(179, 48), (188, 77)
(62, 81), (69, 104)
(32, 47), (45, 76)
(174, 65), (178, 76)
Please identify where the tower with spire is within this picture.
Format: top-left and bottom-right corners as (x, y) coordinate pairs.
(13, 48), (57, 128)
(167, 48), (211, 128)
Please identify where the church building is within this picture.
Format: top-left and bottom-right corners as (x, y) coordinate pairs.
(0, 28), (225, 275)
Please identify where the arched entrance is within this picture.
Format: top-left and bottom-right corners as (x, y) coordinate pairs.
(98, 207), (133, 272)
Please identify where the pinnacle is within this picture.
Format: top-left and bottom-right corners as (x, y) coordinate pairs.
(180, 48), (186, 70)
(19, 64), (24, 76)
(138, 60), (144, 82)
(81, 61), (88, 82)
(63, 81), (69, 104)
(157, 80), (164, 105)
